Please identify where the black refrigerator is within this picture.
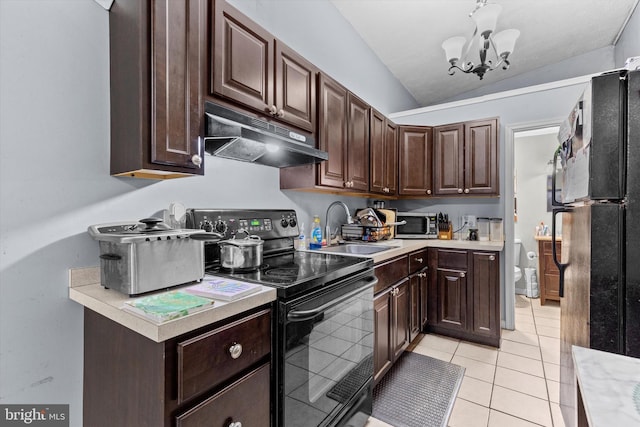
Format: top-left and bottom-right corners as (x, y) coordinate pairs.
(552, 69), (640, 426)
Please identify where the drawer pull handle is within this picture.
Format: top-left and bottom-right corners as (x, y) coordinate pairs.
(489, 255), (495, 261)
(460, 272), (466, 278)
(230, 422), (242, 427)
(414, 257), (423, 263)
(229, 343), (243, 359)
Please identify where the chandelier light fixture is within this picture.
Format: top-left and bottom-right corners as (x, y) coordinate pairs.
(441, 0), (520, 80)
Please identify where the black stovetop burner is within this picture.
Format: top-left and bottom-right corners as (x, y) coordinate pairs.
(207, 250), (372, 299)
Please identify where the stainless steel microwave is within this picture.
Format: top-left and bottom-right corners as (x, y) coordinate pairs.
(395, 212), (438, 239)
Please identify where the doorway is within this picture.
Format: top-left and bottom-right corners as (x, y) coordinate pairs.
(503, 120), (562, 331)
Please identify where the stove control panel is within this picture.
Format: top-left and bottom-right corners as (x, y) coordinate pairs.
(185, 209), (299, 240)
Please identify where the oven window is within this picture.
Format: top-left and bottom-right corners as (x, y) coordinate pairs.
(397, 216), (427, 235)
(284, 287), (373, 426)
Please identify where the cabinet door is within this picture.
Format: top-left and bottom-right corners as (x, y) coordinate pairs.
(433, 123), (465, 196)
(318, 74), (348, 188)
(384, 120), (398, 195)
(347, 93), (370, 191)
(435, 268), (467, 332)
(392, 279), (410, 360)
(464, 119), (498, 195)
(150, 0), (205, 171)
(274, 41), (316, 132)
(409, 274), (421, 342)
(369, 109), (386, 194)
(471, 252), (500, 339)
(370, 112), (398, 195)
(419, 268), (428, 330)
(398, 126), (433, 196)
(374, 289), (393, 383)
(212, 0), (273, 114)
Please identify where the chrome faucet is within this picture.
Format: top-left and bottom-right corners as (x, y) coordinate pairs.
(325, 201), (354, 246)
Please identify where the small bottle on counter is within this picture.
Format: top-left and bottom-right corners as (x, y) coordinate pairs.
(296, 223), (307, 250)
(310, 216), (322, 249)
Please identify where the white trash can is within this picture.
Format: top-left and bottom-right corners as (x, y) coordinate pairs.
(525, 267), (539, 298)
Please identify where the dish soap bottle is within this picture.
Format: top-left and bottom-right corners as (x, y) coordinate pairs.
(296, 222), (306, 251)
(310, 215), (322, 249)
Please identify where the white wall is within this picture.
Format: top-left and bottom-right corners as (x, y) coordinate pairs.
(615, 1), (640, 67)
(0, 1), (416, 424)
(226, 0), (420, 115)
(514, 131), (561, 293)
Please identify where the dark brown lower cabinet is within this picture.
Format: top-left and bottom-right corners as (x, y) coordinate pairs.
(83, 306), (272, 427)
(427, 248), (500, 347)
(373, 279), (410, 383)
(392, 279), (410, 360)
(374, 288), (393, 383)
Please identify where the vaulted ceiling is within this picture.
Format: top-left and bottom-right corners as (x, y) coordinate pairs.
(330, 0), (638, 107)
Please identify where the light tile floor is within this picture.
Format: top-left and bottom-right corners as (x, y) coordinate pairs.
(366, 295), (565, 427)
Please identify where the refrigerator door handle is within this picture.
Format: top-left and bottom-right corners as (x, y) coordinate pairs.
(551, 146), (564, 207)
(552, 208), (572, 297)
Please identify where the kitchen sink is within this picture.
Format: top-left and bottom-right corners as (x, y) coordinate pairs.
(319, 243), (395, 255)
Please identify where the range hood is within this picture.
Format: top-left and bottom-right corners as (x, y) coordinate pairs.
(203, 102), (328, 168)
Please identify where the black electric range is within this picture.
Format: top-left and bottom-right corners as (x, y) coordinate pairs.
(185, 209), (376, 427)
(185, 208), (373, 298)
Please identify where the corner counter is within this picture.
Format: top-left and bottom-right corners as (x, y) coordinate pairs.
(573, 345), (640, 427)
(68, 266), (276, 342)
(314, 239), (504, 264)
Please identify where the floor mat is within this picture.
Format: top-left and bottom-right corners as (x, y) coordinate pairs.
(372, 352), (464, 427)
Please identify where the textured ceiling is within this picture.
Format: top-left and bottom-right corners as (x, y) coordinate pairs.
(330, 0), (638, 107)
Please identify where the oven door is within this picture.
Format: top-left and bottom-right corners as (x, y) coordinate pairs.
(280, 273), (376, 427)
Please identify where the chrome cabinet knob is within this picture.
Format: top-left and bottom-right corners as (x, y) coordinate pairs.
(229, 343), (243, 359)
(489, 255), (495, 261)
(268, 105), (278, 115)
(464, 188), (470, 194)
(191, 154), (202, 168)
(426, 189), (431, 195)
(460, 272), (466, 278)
(457, 188), (463, 194)
(277, 109), (285, 117)
(415, 258), (423, 263)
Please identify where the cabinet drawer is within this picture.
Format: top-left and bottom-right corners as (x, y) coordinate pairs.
(437, 249), (468, 270)
(374, 256), (408, 293)
(177, 309), (271, 403)
(176, 363), (270, 427)
(409, 249), (428, 274)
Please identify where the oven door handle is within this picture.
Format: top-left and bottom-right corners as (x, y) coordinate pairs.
(287, 276), (378, 322)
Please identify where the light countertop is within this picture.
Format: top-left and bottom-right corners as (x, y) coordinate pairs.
(70, 239), (502, 341)
(572, 345), (640, 426)
(311, 238), (504, 264)
(68, 266), (276, 342)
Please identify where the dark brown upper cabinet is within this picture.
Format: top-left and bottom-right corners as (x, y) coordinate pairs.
(212, 0), (316, 133)
(434, 118), (499, 196)
(398, 126), (433, 197)
(317, 73), (348, 188)
(346, 93), (371, 191)
(370, 109), (398, 196)
(316, 74), (369, 191)
(109, 0), (205, 179)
